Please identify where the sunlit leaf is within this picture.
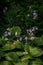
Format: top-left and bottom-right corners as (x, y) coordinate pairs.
(29, 46), (43, 57)
(21, 54), (32, 61)
(5, 52), (19, 62)
(31, 59), (43, 65)
(0, 61), (11, 65)
(10, 26), (21, 37)
(35, 35), (43, 46)
(15, 61), (28, 65)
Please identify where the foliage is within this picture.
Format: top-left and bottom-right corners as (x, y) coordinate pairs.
(0, 0), (43, 65)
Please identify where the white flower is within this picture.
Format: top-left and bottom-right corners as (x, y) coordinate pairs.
(33, 15), (37, 20)
(23, 52), (28, 55)
(33, 10), (36, 15)
(15, 32), (18, 36)
(3, 7), (8, 13)
(29, 32), (31, 35)
(26, 29), (29, 32)
(35, 27), (38, 30)
(26, 29), (33, 36)
(5, 7), (8, 10)
(4, 31), (7, 34)
(25, 37), (28, 40)
(33, 12), (37, 16)
(33, 10), (38, 20)
(27, 14), (30, 17)
(32, 27), (35, 31)
(5, 38), (8, 41)
(26, 29), (29, 33)
(7, 28), (10, 31)
(8, 32), (11, 36)
(17, 39), (19, 41)
(4, 34), (8, 36)
(19, 37), (22, 41)
(31, 33), (34, 36)
(29, 29), (32, 33)
(3, 10), (6, 13)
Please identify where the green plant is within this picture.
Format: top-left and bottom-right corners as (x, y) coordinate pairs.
(0, 0), (43, 65)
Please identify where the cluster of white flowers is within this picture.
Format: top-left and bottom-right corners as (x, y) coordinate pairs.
(26, 27), (38, 36)
(33, 10), (38, 20)
(3, 26), (38, 42)
(26, 29), (33, 36)
(3, 6), (8, 13)
(4, 28), (11, 41)
(4, 28), (11, 36)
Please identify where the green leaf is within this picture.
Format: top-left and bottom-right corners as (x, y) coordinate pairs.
(15, 61), (28, 65)
(5, 52), (19, 62)
(35, 35), (43, 46)
(31, 59), (43, 65)
(10, 26), (21, 37)
(15, 41), (23, 49)
(21, 54), (32, 61)
(0, 36), (6, 46)
(24, 43), (29, 52)
(0, 51), (5, 59)
(2, 44), (15, 51)
(29, 46), (43, 57)
(16, 52), (23, 56)
(2, 41), (22, 51)
(0, 61), (11, 65)
(16, 51), (29, 56)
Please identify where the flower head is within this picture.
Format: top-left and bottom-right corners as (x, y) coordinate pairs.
(33, 10), (38, 20)
(7, 28), (10, 31)
(3, 7), (8, 13)
(19, 37), (22, 41)
(15, 32), (18, 36)
(8, 32), (11, 36)
(4, 34), (8, 36)
(5, 38), (8, 41)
